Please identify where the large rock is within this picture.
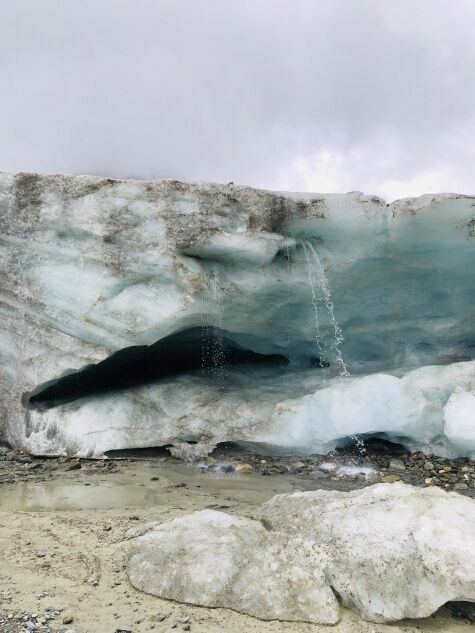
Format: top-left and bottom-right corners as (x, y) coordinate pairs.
(128, 483), (475, 624)
(1, 172), (474, 456)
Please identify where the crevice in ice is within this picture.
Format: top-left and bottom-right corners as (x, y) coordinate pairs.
(27, 326), (290, 410)
(104, 445), (174, 459)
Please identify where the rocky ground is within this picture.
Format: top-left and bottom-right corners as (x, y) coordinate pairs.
(1, 440), (474, 496)
(0, 440), (474, 633)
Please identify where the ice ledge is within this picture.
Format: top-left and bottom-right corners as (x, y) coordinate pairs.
(22, 360), (475, 458)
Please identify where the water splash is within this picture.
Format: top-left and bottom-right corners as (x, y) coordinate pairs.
(301, 240), (348, 378)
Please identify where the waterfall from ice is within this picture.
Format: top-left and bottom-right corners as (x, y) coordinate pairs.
(301, 240), (349, 378)
(301, 240), (368, 452)
(202, 266), (226, 391)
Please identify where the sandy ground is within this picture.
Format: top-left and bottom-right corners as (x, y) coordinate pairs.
(0, 456), (473, 633)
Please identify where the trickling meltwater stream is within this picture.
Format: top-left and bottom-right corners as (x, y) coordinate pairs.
(301, 239), (349, 378)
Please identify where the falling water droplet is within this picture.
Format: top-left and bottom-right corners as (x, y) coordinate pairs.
(202, 266), (226, 391)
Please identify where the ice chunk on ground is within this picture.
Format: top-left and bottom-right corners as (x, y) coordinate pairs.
(127, 509), (338, 624)
(444, 389), (475, 457)
(128, 483), (475, 624)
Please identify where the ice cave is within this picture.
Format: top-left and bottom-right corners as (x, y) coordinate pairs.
(1, 172), (474, 458)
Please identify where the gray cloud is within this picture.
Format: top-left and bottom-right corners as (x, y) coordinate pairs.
(0, 0), (474, 200)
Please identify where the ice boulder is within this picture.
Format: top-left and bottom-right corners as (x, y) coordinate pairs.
(128, 483), (475, 624)
(444, 390), (475, 457)
(127, 509), (339, 624)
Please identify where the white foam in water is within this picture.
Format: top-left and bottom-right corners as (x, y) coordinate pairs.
(318, 462), (337, 472)
(336, 465), (377, 481)
(318, 461), (376, 480)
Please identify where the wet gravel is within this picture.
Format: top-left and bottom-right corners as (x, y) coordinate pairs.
(1, 439), (473, 498)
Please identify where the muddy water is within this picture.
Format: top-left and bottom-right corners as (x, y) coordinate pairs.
(0, 458), (365, 512)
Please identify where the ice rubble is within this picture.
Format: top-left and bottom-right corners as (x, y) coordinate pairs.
(128, 483), (475, 623)
(0, 172), (474, 456)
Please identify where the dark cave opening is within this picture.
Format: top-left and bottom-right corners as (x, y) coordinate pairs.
(28, 326), (290, 410)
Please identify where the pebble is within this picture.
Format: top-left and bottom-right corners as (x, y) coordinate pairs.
(62, 611), (74, 624)
(153, 612), (170, 622)
(383, 474), (401, 483)
(423, 461), (434, 471)
(234, 463), (253, 474)
(389, 459), (405, 471)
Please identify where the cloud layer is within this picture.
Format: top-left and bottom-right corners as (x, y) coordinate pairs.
(1, 0), (474, 200)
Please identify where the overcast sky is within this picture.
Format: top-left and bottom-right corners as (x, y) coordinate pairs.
(0, 0), (474, 201)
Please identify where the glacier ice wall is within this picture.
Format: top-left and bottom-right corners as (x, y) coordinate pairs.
(0, 172), (474, 456)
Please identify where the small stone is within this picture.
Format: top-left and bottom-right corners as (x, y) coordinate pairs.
(13, 455), (32, 463)
(423, 461), (434, 471)
(234, 463), (253, 474)
(62, 612), (74, 624)
(424, 478), (433, 484)
(204, 456), (217, 465)
(454, 483), (469, 490)
(129, 515), (140, 520)
(174, 483), (186, 488)
(294, 462), (307, 471)
(66, 460), (81, 471)
(153, 612), (170, 622)
(103, 525), (112, 531)
(384, 475), (401, 483)
(389, 459), (406, 471)
(220, 464), (234, 473)
(150, 476), (159, 481)
(36, 551), (46, 558)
